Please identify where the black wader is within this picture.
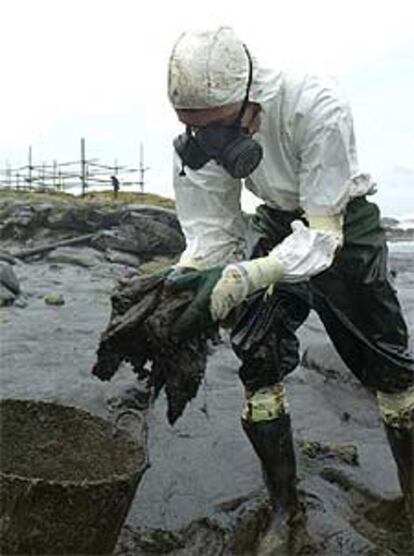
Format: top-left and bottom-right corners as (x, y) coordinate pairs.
(232, 196), (414, 539)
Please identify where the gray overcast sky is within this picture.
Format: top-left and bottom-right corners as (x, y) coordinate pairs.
(1, 0), (413, 217)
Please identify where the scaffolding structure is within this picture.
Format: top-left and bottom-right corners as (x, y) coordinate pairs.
(0, 139), (150, 195)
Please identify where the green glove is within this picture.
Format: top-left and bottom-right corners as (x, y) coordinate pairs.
(165, 266), (196, 279)
(165, 266), (224, 338)
(143, 265), (195, 282)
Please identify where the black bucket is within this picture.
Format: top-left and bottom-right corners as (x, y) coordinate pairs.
(0, 399), (148, 555)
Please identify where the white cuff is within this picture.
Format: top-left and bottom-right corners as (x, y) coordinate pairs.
(234, 256), (285, 295)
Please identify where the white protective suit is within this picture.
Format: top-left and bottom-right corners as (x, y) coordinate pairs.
(170, 27), (376, 276)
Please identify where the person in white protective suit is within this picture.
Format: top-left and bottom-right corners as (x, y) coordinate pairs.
(166, 26), (414, 549)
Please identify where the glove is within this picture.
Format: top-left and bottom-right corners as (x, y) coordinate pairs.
(117, 264), (174, 287)
(164, 266), (224, 337)
(168, 220), (339, 325)
(210, 220), (339, 321)
(166, 265), (196, 279)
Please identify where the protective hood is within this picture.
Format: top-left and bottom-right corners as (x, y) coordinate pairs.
(250, 64), (284, 105)
(168, 26), (283, 109)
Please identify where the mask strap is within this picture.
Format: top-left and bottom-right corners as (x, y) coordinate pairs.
(236, 45), (253, 125)
(179, 126), (193, 176)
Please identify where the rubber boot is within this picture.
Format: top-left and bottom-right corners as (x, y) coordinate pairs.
(384, 421), (414, 531)
(242, 411), (299, 555)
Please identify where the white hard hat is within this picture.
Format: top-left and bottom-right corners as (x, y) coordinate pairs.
(168, 26), (250, 109)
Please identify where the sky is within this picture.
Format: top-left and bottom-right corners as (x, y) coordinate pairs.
(0, 0), (413, 217)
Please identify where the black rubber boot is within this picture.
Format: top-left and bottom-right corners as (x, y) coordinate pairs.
(384, 422), (414, 528)
(242, 412), (300, 554)
(242, 412), (298, 511)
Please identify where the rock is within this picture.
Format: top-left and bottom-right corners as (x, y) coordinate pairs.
(0, 251), (17, 265)
(46, 204), (122, 233)
(0, 203), (50, 241)
(119, 212), (185, 255)
(44, 293), (65, 305)
(0, 262), (20, 295)
(0, 283), (17, 306)
(14, 297), (28, 309)
(139, 256), (178, 275)
(386, 229), (414, 241)
(93, 218), (184, 257)
(0, 200), (184, 260)
(92, 229), (143, 255)
(0, 201), (123, 242)
(127, 205), (183, 233)
(381, 216), (400, 229)
(46, 246), (105, 267)
(105, 249), (141, 268)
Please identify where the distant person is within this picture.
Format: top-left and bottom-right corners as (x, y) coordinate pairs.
(111, 175), (120, 199)
(165, 26), (414, 550)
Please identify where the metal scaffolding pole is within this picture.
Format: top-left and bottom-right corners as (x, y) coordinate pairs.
(138, 143), (144, 192)
(28, 146), (33, 187)
(80, 137), (87, 196)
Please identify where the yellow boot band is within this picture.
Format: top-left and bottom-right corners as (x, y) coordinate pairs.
(377, 385), (414, 428)
(242, 384), (286, 423)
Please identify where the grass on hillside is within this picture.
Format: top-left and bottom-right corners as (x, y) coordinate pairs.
(84, 190), (176, 208)
(0, 188), (176, 209)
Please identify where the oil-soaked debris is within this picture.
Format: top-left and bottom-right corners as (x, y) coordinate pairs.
(44, 292), (65, 305)
(299, 440), (359, 466)
(116, 494), (271, 556)
(92, 273), (216, 424)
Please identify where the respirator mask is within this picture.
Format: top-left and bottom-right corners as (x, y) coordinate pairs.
(173, 46), (263, 179)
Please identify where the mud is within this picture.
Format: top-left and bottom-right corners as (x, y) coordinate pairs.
(0, 242), (413, 554)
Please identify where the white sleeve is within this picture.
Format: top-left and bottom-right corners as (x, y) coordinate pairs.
(173, 153), (247, 269)
(269, 220), (340, 282)
(297, 78), (358, 217)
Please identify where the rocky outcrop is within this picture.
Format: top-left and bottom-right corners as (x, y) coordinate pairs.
(381, 215), (414, 241)
(0, 200), (185, 266)
(0, 201), (123, 240)
(112, 212), (184, 255)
